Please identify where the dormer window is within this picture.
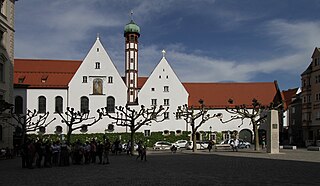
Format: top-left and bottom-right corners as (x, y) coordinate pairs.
(18, 75), (25, 83)
(41, 75), (48, 83)
(95, 62), (100, 69)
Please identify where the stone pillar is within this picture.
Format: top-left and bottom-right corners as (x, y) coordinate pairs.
(266, 110), (279, 153)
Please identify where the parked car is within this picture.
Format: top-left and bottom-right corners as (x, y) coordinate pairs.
(122, 143), (139, 151)
(217, 139), (250, 149)
(238, 139), (251, 149)
(172, 140), (188, 149)
(186, 141), (209, 150)
(215, 139), (233, 149)
(153, 141), (172, 150)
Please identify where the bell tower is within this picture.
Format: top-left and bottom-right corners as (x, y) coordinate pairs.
(124, 13), (140, 105)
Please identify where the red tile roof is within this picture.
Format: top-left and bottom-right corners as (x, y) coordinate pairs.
(281, 88), (299, 110)
(183, 82), (280, 108)
(14, 59), (81, 88)
(138, 77), (148, 89)
(14, 59), (282, 108)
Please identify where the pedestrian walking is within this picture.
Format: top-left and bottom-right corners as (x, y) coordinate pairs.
(208, 140), (213, 152)
(96, 141), (103, 164)
(103, 139), (111, 165)
(234, 138), (239, 152)
(136, 141), (146, 161)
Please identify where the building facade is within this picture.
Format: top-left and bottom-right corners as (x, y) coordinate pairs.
(282, 88), (303, 146)
(301, 48), (320, 146)
(13, 19), (282, 143)
(0, 0), (16, 149)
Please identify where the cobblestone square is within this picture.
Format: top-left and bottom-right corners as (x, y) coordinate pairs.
(0, 149), (319, 186)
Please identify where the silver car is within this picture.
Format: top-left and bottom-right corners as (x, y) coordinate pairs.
(172, 140), (188, 149)
(153, 141), (172, 150)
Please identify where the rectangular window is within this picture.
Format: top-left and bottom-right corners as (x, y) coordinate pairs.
(175, 112), (182, 120)
(164, 99), (169, 106)
(82, 76), (87, 83)
(151, 88), (155, 91)
(95, 62), (100, 69)
(108, 76), (113, 83)
(291, 107), (295, 114)
(164, 86), (169, 92)
(151, 99), (157, 106)
(144, 130), (151, 137)
(164, 112), (169, 120)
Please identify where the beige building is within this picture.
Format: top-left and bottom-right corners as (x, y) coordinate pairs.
(301, 48), (320, 146)
(0, 0), (16, 149)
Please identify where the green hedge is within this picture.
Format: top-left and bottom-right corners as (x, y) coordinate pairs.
(27, 131), (191, 147)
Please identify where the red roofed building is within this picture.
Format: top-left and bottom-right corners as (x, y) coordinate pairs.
(12, 19), (283, 144)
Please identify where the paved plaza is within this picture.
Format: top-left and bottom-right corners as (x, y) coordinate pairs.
(0, 148), (319, 186)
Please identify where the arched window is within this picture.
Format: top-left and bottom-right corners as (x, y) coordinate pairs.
(14, 96), (23, 114)
(38, 96), (46, 113)
(55, 96), (63, 113)
(81, 96), (89, 113)
(93, 78), (103, 95)
(107, 96), (115, 113)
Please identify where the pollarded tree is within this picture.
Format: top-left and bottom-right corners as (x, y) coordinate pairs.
(7, 108), (56, 144)
(57, 107), (103, 143)
(0, 100), (13, 116)
(222, 98), (281, 151)
(98, 105), (169, 154)
(176, 99), (222, 152)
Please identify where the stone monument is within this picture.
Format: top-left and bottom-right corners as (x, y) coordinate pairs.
(266, 110), (279, 153)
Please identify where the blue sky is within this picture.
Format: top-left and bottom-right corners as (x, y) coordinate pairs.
(14, 0), (320, 90)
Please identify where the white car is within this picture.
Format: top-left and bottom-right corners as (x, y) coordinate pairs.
(186, 141), (209, 150)
(153, 141), (172, 150)
(172, 140), (188, 149)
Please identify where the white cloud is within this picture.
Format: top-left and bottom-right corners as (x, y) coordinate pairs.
(137, 20), (320, 83)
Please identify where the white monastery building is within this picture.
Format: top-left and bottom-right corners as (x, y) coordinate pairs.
(13, 19), (282, 142)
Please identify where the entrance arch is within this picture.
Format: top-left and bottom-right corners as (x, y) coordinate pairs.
(239, 129), (252, 143)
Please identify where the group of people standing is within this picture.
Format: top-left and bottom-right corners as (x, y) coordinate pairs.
(20, 138), (115, 169)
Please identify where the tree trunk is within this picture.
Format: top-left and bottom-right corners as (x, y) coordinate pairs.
(192, 123), (197, 152)
(253, 122), (260, 151)
(130, 130), (135, 155)
(66, 127), (72, 144)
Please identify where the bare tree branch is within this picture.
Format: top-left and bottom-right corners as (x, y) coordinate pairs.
(175, 100), (222, 152)
(98, 105), (169, 154)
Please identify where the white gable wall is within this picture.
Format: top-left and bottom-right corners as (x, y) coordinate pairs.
(138, 57), (189, 133)
(67, 38), (128, 133)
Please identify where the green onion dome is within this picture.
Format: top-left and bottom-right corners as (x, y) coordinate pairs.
(124, 20), (140, 36)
